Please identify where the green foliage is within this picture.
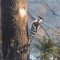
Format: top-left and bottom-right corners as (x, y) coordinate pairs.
(33, 36), (57, 60)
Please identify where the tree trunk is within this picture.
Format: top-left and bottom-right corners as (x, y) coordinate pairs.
(57, 56), (60, 60)
(1, 0), (15, 59)
(1, 0), (29, 60)
(13, 0), (29, 60)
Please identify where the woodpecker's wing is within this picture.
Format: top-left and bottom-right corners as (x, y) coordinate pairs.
(30, 22), (38, 39)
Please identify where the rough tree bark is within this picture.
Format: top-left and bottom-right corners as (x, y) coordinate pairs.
(1, 0), (29, 60)
(13, 0), (29, 60)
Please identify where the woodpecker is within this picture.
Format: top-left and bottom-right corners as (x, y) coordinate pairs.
(28, 16), (43, 44)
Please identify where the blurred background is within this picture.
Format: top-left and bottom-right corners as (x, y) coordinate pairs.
(0, 0), (60, 60)
(27, 0), (60, 60)
(0, 0), (2, 60)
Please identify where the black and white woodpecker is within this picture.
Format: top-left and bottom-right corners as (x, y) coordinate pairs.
(28, 16), (43, 45)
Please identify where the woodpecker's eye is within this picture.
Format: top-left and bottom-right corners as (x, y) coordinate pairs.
(40, 17), (43, 19)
